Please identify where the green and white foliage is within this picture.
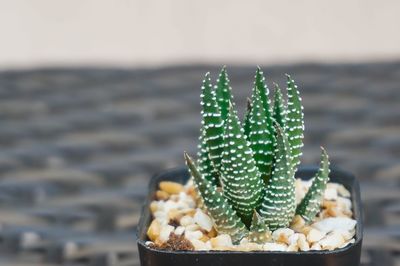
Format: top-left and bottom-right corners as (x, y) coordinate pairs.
(215, 66), (234, 121)
(197, 129), (219, 186)
(220, 107), (264, 226)
(272, 83), (287, 129)
(248, 211), (271, 243)
(248, 88), (274, 185)
(285, 74), (304, 170)
(185, 67), (331, 242)
(296, 148), (330, 222)
(185, 152), (248, 243)
(260, 124), (296, 230)
(200, 73), (225, 174)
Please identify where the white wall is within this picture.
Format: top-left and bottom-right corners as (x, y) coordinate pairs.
(1, 0), (400, 68)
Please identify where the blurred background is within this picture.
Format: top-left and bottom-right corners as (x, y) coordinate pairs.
(0, 1), (399, 265)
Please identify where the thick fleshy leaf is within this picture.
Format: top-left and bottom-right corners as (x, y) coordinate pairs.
(220, 107), (264, 226)
(215, 66), (234, 121)
(272, 83), (287, 129)
(248, 211), (271, 243)
(201, 73), (225, 173)
(197, 127), (219, 186)
(285, 74), (304, 170)
(248, 88), (274, 185)
(185, 152), (248, 243)
(260, 124), (296, 230)
(296, 147), (330, 222)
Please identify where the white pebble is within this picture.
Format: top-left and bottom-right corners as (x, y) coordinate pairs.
(319, 231), (345, 250)
(263, 242), (287, 251)
(297, 234), (310, 251)
(190, 239), (210, 250)
(174, 226), (185, 236)
(307, 228), (327, 243)
(159, 225), (174, 243)
(185, 230), (203, 240)
(272, 228), (294, 244)
(312, 217), (356, 232)
(310, 243), (322, 250)
(211, 234), (233, 248)
(180, 215), (194, 226)
(194, 209), (213, 232)
(324, 188), (338, 200)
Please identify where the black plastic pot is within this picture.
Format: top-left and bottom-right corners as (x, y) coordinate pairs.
(137, 166), (363, 266)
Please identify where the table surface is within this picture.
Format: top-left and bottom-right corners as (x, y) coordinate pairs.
(0, 63), (399, 266)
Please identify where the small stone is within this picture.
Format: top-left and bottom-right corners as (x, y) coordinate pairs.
(180, 215), (194, 226)
(272, 228), (294, 244)
(156, 190), (170, 200)
(319, 231), (345, 250)
(312, 217), (357, 232)
(332, 229), (355, 241)
(210, 234), (233, 248)
(193, 209), (213, 232)
(174, 226), (185, 236)
(307, 228), (326, 243)
(262, 242), (287, 251)
(185, 224), (200, 231)
(150, 201), (158, 213)
(190, 239), (211, 250)
(324, 188), (338, 200)
(297, 234), (310, 251)
(159, 225), (175, 243)
(290, 215), (306, 232)
(237, 242), (263, 251)
(147, 220), (161, 242)
(207, 227), (217, 238)
(185, 230), (203, 240)
(159, 181), (184, 194)
(310, 243), (322, 250)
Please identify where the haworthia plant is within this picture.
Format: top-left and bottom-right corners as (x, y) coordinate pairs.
(296, 147), (330, 222)
(185, 66), (331, 242)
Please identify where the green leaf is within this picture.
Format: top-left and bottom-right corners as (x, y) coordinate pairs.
(201, 72), (225, 173)
(272, 83), (287, 129)
(296, 147), (330, 222)
(242, 97), (252, 139)
(220, 106), (264, 226)
(248, 88), (274, 185)
(184, 152), (248, 243)
(285, 74), (304, 170)
(197, 127), (219, 186)
(260, 123), (296, 230)
(215, 66), (234, 121)
(254, 67), (272, 114)
(248, 211), (271, 243)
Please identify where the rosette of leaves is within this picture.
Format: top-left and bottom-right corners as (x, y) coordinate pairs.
(184, 66), (330, 243)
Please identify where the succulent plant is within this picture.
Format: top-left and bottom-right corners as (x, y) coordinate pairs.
(184, 66), (330, 243)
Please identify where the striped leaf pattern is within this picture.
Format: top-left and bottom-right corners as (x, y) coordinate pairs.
(296, 147), (330, 222)
(200, 73), (225, 173)
(220, 107), (264, 226)
(285, 74), (304, 170)
(197, 128), (219, 186)
(260, 124), (296, 230)
(185, 152), (248, 243)
(215, 66), (233, 121)
(248, 88), (274, 185)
